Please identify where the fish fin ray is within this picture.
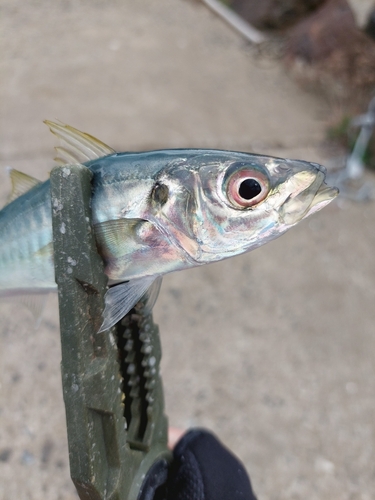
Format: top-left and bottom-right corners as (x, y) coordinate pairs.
(99, 276), (156, 332)
(5, 167), (42, 204)
(33, 242), (54, 259)
(94, 219), (145, 257)
(54, 146), (89, 164)
(44, 120), (116, 164)
(1, 292), (49, 329)
(142, 276), (163, 315)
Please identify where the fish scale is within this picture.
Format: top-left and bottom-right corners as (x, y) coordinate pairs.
(0, 181), (54, 292)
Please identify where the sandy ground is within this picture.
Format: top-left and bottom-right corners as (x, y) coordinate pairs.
(0, 1), (374, 499)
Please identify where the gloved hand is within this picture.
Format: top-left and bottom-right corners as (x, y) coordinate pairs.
(140, 429), (258, 500)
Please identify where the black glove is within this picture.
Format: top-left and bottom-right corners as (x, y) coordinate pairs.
(140, 429), (257, 500)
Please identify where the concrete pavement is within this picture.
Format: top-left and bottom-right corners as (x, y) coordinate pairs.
(0, 1), (374, 499)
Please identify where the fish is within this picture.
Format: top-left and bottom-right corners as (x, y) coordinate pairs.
(0, 121), (338, 331)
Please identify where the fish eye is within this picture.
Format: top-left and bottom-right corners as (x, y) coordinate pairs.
(225, 166), (270, 208)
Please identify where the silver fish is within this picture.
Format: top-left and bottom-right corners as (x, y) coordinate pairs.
(0, 122), (338, 330)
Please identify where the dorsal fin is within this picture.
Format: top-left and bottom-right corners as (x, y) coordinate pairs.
(44, 120), (116, 165)
(6, 167), (42, 204)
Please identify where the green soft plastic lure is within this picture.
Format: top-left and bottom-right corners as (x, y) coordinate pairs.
(0, 122), (338, 330)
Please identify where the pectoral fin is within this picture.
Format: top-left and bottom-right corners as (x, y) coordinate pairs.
(99, 275), (161, 332)
(142, 276), (163, 316)
(94, 218), (144, 259)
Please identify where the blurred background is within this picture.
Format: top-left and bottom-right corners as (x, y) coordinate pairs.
(0, 1), (374, 499)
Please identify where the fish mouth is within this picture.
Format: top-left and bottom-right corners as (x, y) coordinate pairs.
(279, 166), (339, 226)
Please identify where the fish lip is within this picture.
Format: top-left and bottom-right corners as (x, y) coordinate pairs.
(303, 182), (339, 217)
(279, 168), (338, 225)
(312, 182), (339, 202)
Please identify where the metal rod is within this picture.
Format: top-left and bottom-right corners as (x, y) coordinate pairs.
(201, 0), (267, 44)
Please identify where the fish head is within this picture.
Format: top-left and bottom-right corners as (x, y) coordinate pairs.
(147, 151), (339, 265)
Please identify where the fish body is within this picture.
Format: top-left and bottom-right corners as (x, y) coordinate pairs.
(0, 123), (338, 329)
(0, 180), (53, 294)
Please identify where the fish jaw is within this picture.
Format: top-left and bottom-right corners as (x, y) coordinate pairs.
(300, 183), (339, 218)
(276, 165), (339, 227)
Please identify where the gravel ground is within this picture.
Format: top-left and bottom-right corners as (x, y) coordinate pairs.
(0, 1), (374, 499)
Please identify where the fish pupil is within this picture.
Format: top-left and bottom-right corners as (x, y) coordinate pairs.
(239, 178), (261, 200)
